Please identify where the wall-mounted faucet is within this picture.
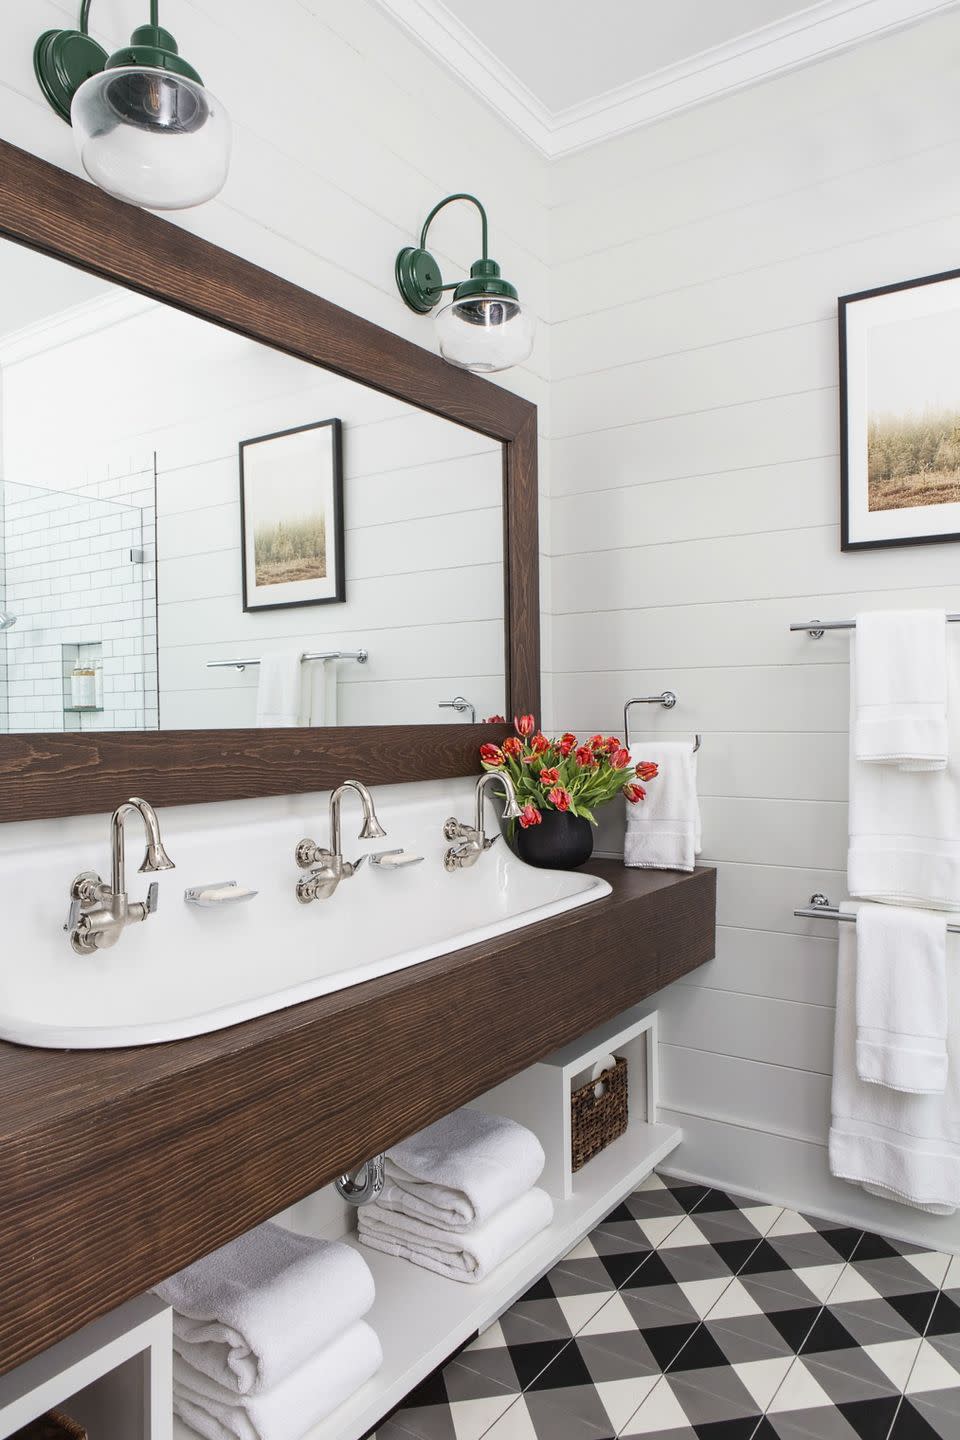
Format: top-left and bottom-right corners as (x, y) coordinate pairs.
(443, 771), (522, 871)
(438, 695), (476, 723)
(65, 797), (175, 954)
(295, 779), (387, 903)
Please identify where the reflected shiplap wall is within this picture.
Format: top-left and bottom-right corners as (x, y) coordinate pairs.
(548, 10), (960, 1248)
(1, 301), (505, 727)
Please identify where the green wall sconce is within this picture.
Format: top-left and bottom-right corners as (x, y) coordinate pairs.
(34, 0), (231, 211)
(396, 194), (534, 373)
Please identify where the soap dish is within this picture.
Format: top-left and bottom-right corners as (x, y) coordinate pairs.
(185, 881), (259, 908)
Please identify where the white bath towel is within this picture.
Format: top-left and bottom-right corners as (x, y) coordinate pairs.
(848, 632), (960, 911)
(154, 1221), (375, 1396)
(830, 903), (960, 1214)
(854, 610), (948, 771)
(358, 1186), (554, 1283)
(855, 903), (948, 1095)
(256, 652), (304, 728)
(623, 742), (701, 873)
(378, 1108), (545, 1231)
(172, 1322), (382, 1440)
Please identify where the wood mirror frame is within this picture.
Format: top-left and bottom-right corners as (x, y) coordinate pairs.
(0, 139), (538, 822)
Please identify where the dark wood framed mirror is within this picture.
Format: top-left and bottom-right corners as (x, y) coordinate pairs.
(0, 139), (538, 822)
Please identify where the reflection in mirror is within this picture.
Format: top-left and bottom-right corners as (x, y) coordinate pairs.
(0, 239), (505, 732)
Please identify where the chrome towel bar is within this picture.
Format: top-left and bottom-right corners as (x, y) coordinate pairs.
(795, 893), (960, 933)
(791, 616), (960, 638)
(624, 694), (701, 753)
(207, 649), (368, 672)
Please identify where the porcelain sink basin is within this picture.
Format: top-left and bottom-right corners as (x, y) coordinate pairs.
(0, 778), (611, 1048)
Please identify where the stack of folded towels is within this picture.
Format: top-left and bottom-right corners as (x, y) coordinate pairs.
(155, 1220), (381, 1440)
(357, 1108), (554, 1283)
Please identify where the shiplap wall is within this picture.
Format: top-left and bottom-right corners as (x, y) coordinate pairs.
(548, 9), (960, 1248)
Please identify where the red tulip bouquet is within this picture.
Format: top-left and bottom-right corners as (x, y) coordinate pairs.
(480, 715), (658, 831)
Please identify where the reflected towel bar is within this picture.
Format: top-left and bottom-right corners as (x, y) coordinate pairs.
(795, 893), (960, 932)
(207, 650), (368, 672)
(624, 693), (701, 753)
(792, 616), (960, 638)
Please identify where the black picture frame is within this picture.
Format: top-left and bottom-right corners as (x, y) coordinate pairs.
(840, 264), (960, 551)
(239, 418), (345, 610)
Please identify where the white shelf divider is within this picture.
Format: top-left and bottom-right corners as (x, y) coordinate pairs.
(0, 1293), (171, 1440)
(172, 1003), (677, 1440)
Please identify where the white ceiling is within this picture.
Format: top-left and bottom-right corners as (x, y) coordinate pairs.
(375, 0), (958, 154)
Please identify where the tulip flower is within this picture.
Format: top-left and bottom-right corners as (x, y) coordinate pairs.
(480, 743), (505, 766)
(610, 747), (631, 770)
(514, 714), (535, 737)
(604, 736), (623, 753)
(518, 804), (542, 829)
(575, 746), (598, 768)
(547, 786), (572, 812)
(484, 714), (506, 724)
(531, 732), (550, 754)
(538, 767), (559, 786)
(587, 734), (605, 751)
(635, 761), (659, 781)
(502, 736), (523, 758)
(623, 782), (646, 803)
(558, 732), (577, 757)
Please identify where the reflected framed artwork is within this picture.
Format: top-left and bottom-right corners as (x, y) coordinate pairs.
(239, 418), (345, 608)
(841, 266), (960, 550)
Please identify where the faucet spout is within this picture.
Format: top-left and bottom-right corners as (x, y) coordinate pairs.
(329, 779), (387, 856)
(111, 796), (175, 895)
(474, 770), (522, 833)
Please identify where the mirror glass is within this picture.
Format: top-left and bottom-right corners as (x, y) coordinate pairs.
(0, 238), (505, 732)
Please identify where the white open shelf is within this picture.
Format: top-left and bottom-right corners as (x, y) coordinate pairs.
(0, 1293), (171, 1440)
(166, 1003), (677, 1440)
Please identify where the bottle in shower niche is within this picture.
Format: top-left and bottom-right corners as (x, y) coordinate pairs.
(70, 664), (97, 710)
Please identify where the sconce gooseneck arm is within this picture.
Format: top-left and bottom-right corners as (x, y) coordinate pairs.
(80, 0), (161, 35)
(419, 194), (489, 263)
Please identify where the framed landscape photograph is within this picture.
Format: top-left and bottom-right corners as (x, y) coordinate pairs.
(239, 418), (345, 610)
(841, 267), (960, 550)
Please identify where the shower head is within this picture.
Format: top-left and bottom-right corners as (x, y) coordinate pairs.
(0, 612), (17, 631)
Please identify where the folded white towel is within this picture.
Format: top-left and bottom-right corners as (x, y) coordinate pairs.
(302, 656), (338, 728)
(154, 1221), (374, 1396)
(358, 1186), (554, 1284)
(172, 1322), (382, 1440)
(854, 610), (948, 771)
(855, 903), (948, 1094)
(378, 1108), (545, 1231)
(848, 633), (960, 911)
(623, 742), (701, 873)
(256, 652), (304, 728)
(830, 903), (960, 1214)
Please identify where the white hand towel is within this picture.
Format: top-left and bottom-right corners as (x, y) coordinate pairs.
(172, 1322), (383, 1440)
(623, 742), (701, 873)
(378, 1108), (545, 1231)
(830, 903), (960, 1214)
(855, 904), (948, 1094)
(154, 1221), (375, 1396)
(854, 610), (948, 771)
(357, 1186), (554, 1284)
(848, 631), (960, 911)
(303, 656), (338, 728)
(256, 652), (304, 728)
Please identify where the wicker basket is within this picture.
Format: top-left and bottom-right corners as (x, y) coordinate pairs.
(11, 1413), (87, 1440)
(571, 1055), (628, 1171)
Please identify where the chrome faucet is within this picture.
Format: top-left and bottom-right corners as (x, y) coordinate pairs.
(443, 771), (522, 871)
(295, 779), (387, 902)
(65, 797), (175, 954)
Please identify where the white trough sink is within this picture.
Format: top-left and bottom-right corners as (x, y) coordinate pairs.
(0, 777), (611, 1049)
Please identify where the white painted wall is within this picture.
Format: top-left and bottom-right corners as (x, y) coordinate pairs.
(548, 8), (960, 1248)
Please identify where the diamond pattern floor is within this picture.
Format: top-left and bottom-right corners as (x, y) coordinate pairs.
(372, 1172), (960, 1440)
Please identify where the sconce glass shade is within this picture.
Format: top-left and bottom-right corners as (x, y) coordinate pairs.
(71, 66), (231, 209)
(435, 293), (535, 373)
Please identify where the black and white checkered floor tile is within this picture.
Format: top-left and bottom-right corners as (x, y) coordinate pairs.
(373, 1172), (960, 1440)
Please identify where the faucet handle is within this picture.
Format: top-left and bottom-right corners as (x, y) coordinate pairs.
(346, 855), (368, 876)
(146, 881), (160, 915)
(443, 817), (477, 842)
(64, 896), (82, 933)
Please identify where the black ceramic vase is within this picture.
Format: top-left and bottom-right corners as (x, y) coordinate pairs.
(516, 809), (594, 869)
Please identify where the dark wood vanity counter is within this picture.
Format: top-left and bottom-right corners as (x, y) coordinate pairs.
(0, 861), (715, 1376)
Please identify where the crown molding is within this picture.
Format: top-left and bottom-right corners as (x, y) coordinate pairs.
(0, 289), (155, 367)
(375, 0), (960, 156)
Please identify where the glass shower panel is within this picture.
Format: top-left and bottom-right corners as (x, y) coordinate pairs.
(0, 479), (158, 734)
